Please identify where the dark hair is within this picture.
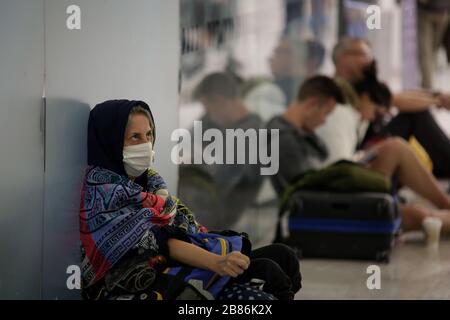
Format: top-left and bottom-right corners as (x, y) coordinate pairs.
(297, 75), (345, 104)
(193, 72), (241, 100)
(352, 62), (392, 108)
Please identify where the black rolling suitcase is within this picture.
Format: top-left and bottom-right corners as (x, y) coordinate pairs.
(278, 191), (400, 262)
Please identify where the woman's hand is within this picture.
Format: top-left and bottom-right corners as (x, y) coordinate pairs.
(210, 251), (250, 278)
(167, 239), (250, 278)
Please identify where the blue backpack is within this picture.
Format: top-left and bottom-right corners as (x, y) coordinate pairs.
(161, 231), (251, 300)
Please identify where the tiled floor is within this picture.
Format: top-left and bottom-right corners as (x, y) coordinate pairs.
(295, 232), (450, 300)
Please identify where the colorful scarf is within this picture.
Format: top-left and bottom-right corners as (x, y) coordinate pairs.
(80, 166), (205, 287)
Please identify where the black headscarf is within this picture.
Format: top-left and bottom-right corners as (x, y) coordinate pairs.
(87, 99), (155, 177)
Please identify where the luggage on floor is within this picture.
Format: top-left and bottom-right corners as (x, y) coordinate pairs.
(277, 191), (401, 262)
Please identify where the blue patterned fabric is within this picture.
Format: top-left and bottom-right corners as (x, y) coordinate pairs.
(80, 166), (203, 287)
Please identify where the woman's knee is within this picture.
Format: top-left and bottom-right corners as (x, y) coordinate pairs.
(270, 243), (302, 291)
(248, 258), (295, 300)
(250, 243), (301, 289)
(375, 138), (413, 164)
(246, 258), (290, 288)
(380, 137), (409, 152)
(270, 243), (298, 259)
(260, 244), (300, 270)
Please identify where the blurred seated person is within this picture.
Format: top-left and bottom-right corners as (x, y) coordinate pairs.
(333, 37), (450, 179)
(178, 72), (264, 231)
(268, 75), (450, 234)
(244, 36), (326, 122)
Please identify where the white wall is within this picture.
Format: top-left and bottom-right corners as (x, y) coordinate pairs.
(0, 0), (180, 299)
(0, 0), (45, 299)
(45, 0), (180, 192)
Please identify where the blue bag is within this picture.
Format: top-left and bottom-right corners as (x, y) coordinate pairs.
(162, 231), (251, 300)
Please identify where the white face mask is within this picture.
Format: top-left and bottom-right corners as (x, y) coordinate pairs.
(123, 142), (155, 178)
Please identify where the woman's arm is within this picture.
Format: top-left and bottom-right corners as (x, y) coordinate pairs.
(167, 238), (250, 278)
(392, 90), (440, 113)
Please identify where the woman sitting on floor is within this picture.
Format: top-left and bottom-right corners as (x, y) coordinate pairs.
(80, 99), (301, 300)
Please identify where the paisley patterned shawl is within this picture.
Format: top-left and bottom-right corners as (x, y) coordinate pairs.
(80, 166), (205, 287)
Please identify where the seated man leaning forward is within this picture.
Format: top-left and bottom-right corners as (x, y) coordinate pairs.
(268, 76), (450, 234)
(267, 75), (344, 194)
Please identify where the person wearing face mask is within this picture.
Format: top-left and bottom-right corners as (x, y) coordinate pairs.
(80, 100), (301, 300)
(122, 141), (155, 178)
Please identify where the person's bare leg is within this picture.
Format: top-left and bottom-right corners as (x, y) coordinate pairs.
(400, 203), (450, 233)
(368, 138), (450, 209)
(400, 204), (431, 232)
